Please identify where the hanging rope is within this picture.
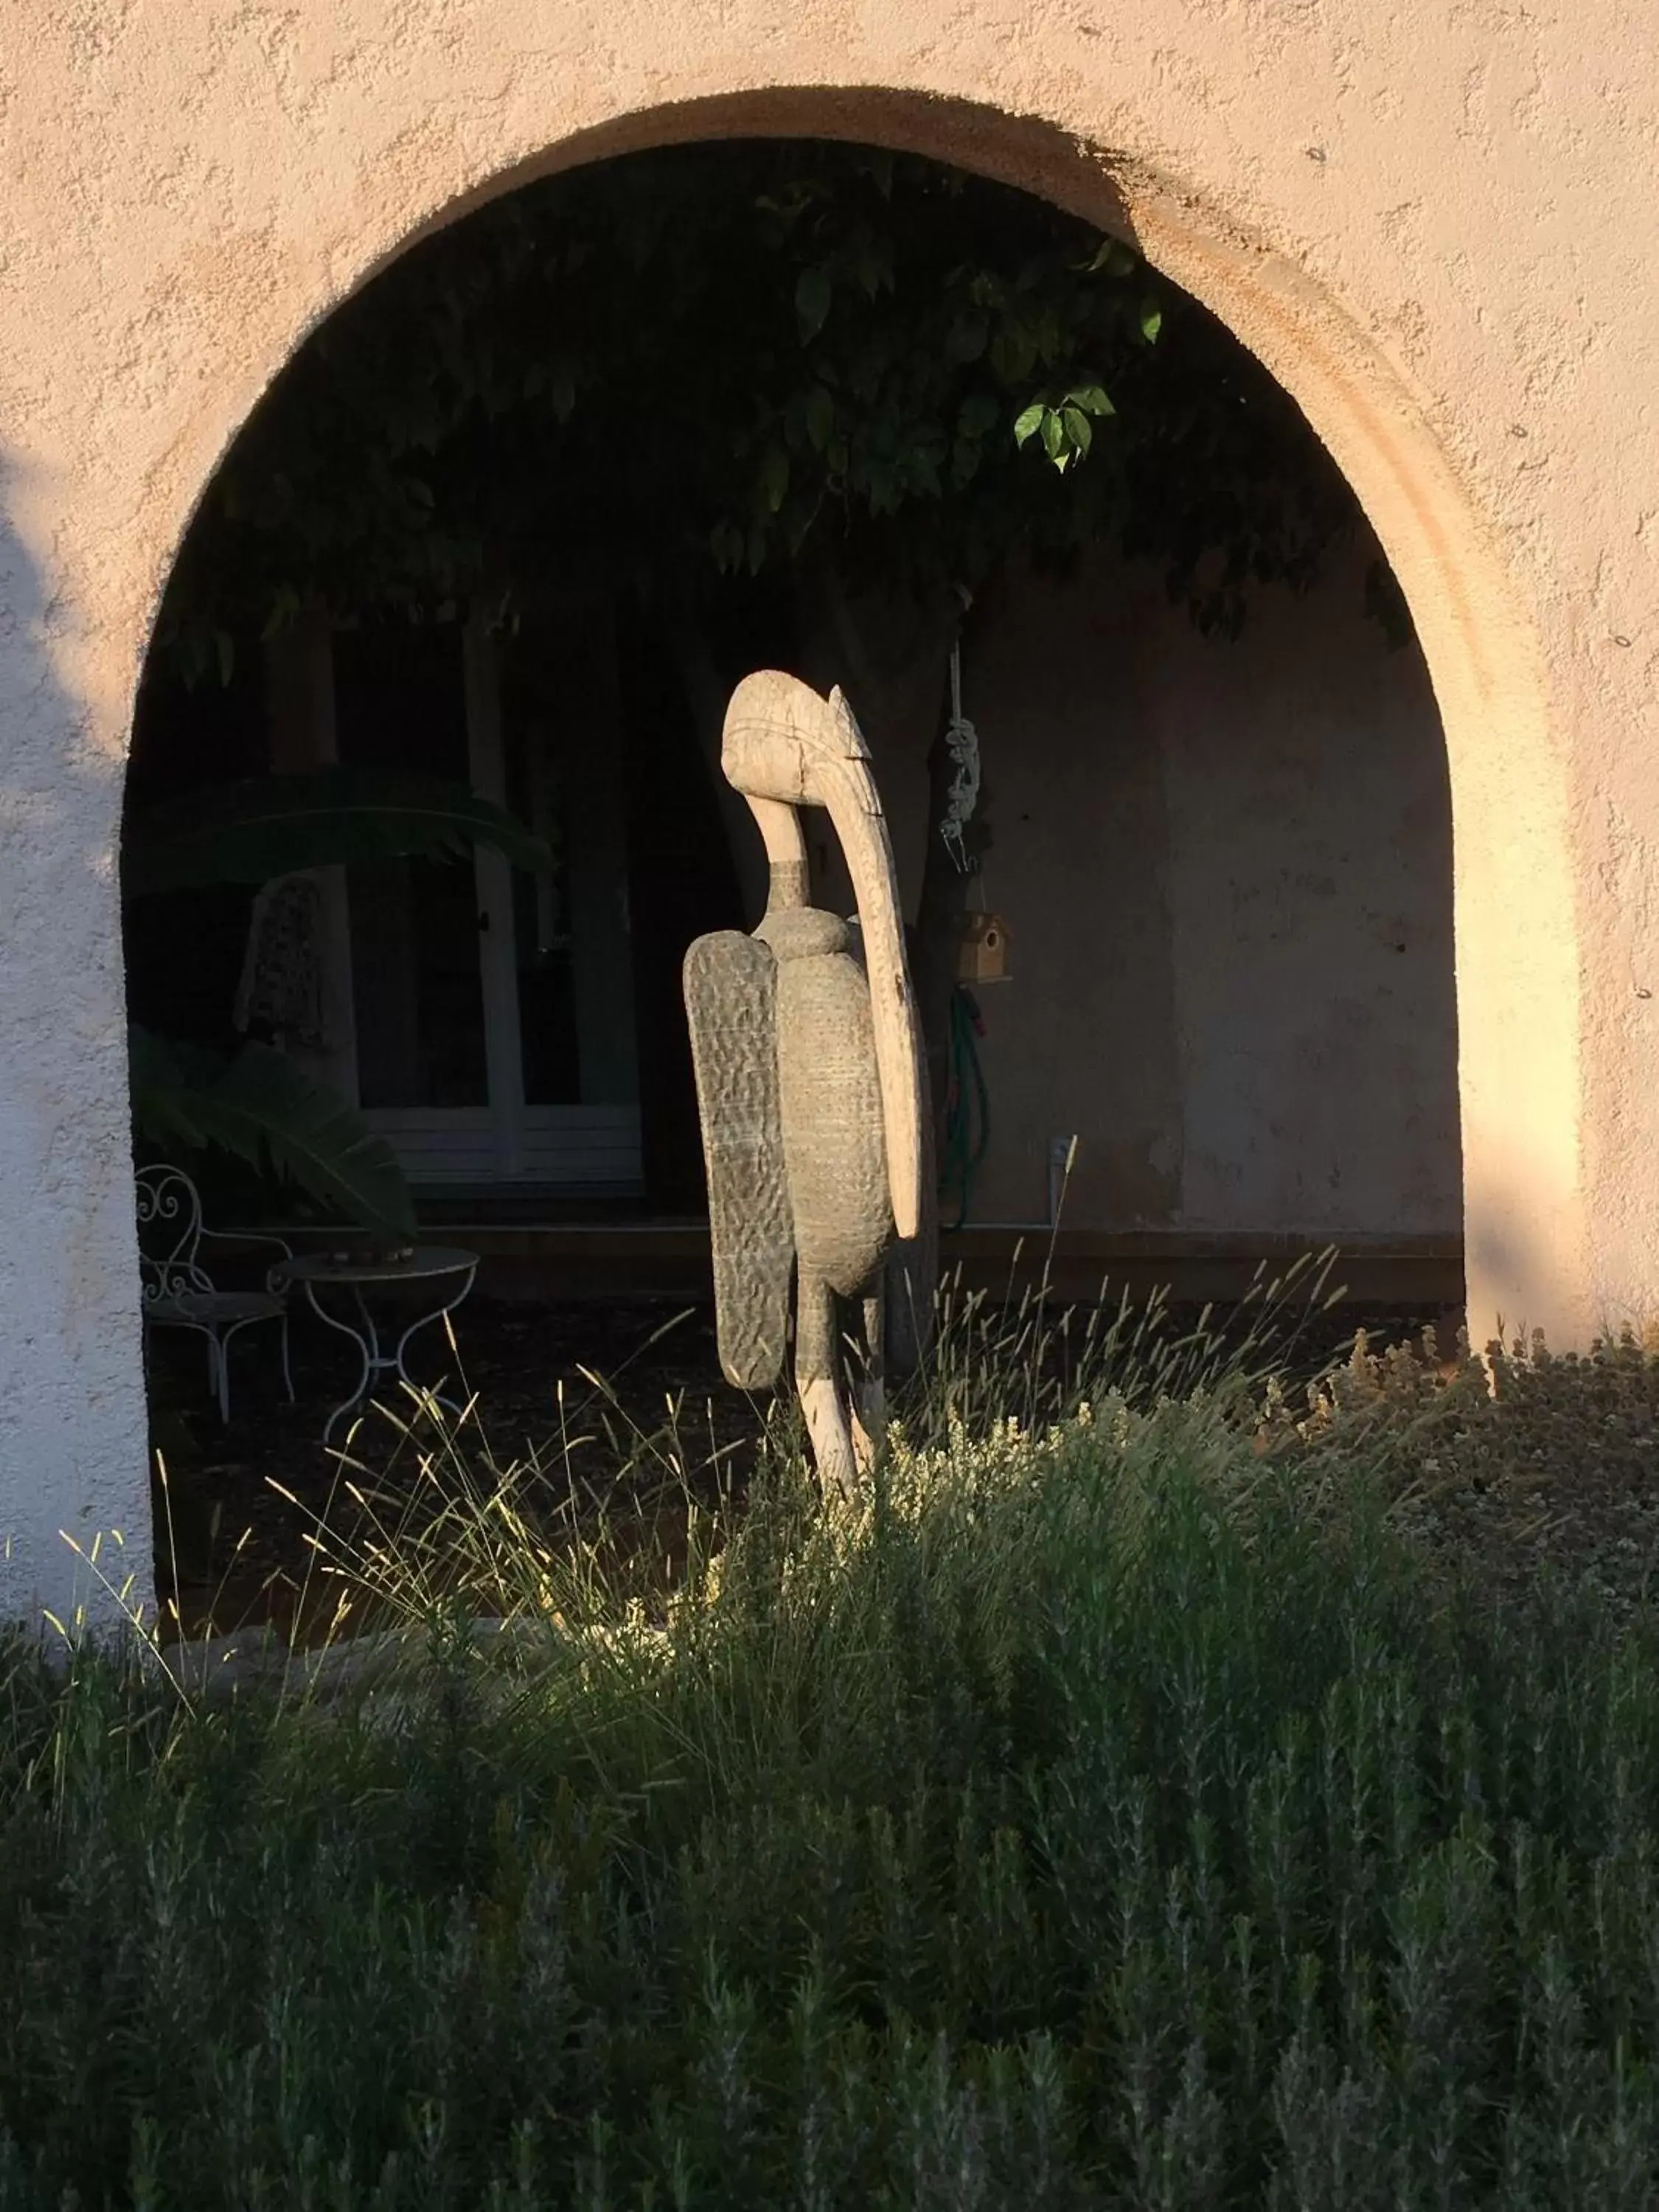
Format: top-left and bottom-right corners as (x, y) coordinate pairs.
(939, 984), (992, 1231)
(939, 637), (980, 873)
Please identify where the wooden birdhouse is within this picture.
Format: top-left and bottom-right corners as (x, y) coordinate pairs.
(956, 909), (1012, 984)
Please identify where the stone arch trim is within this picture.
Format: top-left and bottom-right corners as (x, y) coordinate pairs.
(139, 86), (1582, 1348)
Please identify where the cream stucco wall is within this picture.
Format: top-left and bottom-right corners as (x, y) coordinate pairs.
(3, 0), (1655, 1623)
(1156, 559), (1458, 1239)
(945, 544), (1459, 1234)
(815, 543), (1458, 1236)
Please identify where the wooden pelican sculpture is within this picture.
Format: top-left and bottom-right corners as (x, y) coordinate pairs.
(683, 669), (926, 1498)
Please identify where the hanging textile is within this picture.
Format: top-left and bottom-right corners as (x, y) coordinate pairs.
(232, 871), (329, 1050)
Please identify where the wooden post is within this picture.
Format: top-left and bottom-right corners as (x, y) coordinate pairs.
(561, 596), (640, 1106)
(261, 610), (360, 1102)
(463, 608), (528, 1179)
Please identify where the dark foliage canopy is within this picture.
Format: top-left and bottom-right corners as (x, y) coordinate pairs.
(160, 140), (1390, 678)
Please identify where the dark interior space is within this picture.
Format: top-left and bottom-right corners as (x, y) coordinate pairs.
(122, 651), (265, 1056)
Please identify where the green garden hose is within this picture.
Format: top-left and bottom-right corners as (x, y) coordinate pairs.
(939, 985), (991, 1231)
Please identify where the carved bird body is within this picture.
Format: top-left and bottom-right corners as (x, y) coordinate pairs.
(683, 670), (925, 1496)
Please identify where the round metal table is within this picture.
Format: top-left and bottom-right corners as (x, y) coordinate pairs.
(277, 1245), (479, 1446)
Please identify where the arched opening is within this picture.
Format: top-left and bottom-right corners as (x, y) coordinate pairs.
(119, 128), (1475, 1621)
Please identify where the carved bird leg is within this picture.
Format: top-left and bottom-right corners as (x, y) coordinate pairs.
(795, 1271), (858, 1503)
(850, 1286), (886, 1472)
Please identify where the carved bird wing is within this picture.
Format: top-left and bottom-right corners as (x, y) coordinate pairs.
(721, 670), (925, 1242)
(683, 929), (792, 1390)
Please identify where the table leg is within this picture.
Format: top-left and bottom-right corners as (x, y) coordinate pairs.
(392, 1263), (478, 1424)
(303, 1281), (378, 1447)
(296, 1266), (478, 1448)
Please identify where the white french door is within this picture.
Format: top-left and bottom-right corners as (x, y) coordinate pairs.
(332, 605), (642, 1191)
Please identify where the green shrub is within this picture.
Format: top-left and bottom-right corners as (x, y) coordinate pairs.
(4, 1324), (1659, 2207)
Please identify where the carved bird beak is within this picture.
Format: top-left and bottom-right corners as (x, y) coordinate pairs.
(720, 670), (926, 1241)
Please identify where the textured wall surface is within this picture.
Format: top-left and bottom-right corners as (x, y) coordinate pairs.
(815, 543), (1458, 1235)
(1150, 546), (1459, 1238)
(2, 0), (1655, 1619)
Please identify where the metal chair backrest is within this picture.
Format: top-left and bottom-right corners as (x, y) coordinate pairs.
(134, 1164), (216, 1305)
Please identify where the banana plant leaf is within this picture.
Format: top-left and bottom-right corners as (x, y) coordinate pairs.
(129, 1026), (417, 1237)
(123, 768), (554, 898)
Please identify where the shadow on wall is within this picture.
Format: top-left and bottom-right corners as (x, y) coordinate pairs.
(0, 465), (154, 1632)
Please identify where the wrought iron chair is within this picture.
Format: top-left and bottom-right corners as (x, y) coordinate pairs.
(136, 1164), (295, 1422)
